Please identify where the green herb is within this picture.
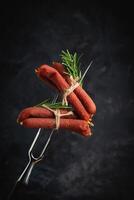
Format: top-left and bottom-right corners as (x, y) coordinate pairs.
(60, 50), (82, 80)
(36, 98), (50, 107)
(36, 99), (72, 109)
(60, 50), (92, 85)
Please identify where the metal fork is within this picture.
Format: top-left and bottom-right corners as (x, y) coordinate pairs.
(17, 128), (56, 185)
(8, 94), (58, 199)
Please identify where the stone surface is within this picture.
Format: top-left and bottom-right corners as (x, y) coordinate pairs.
(0, 2), (134, 200)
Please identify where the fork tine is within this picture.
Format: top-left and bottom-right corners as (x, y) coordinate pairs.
(28, 94), (59, 159)
(35, 94), (59, 158)
(28, 128), (41, 157)
(39, 128), (56, 158)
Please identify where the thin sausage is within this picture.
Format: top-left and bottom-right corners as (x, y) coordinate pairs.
(21, 118), (91, 136)
(17, 106), (77, 122)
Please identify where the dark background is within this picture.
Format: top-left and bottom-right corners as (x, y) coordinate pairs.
(0, 1), (134, 200)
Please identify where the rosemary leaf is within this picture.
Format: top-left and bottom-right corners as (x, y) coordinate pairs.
(36, 98), (50, 107)
(60, 50), (82, 81)
(36, 99), (72, 109)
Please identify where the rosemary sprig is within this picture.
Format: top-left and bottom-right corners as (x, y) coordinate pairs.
(60, 50), (82, 80)
(36, 99), (50, 107)
(42, 102), (71, 109)
(36, 100), (72, 109)
(60, 50), (93, 85)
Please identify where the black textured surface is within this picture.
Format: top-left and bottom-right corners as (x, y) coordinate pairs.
(0, 2), (134, 200)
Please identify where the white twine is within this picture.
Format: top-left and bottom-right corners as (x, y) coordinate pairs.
(62, 76), (80, 106)
(42, 104), (73, 130)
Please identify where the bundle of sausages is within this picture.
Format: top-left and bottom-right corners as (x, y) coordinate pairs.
(17, 62), (96, 136)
